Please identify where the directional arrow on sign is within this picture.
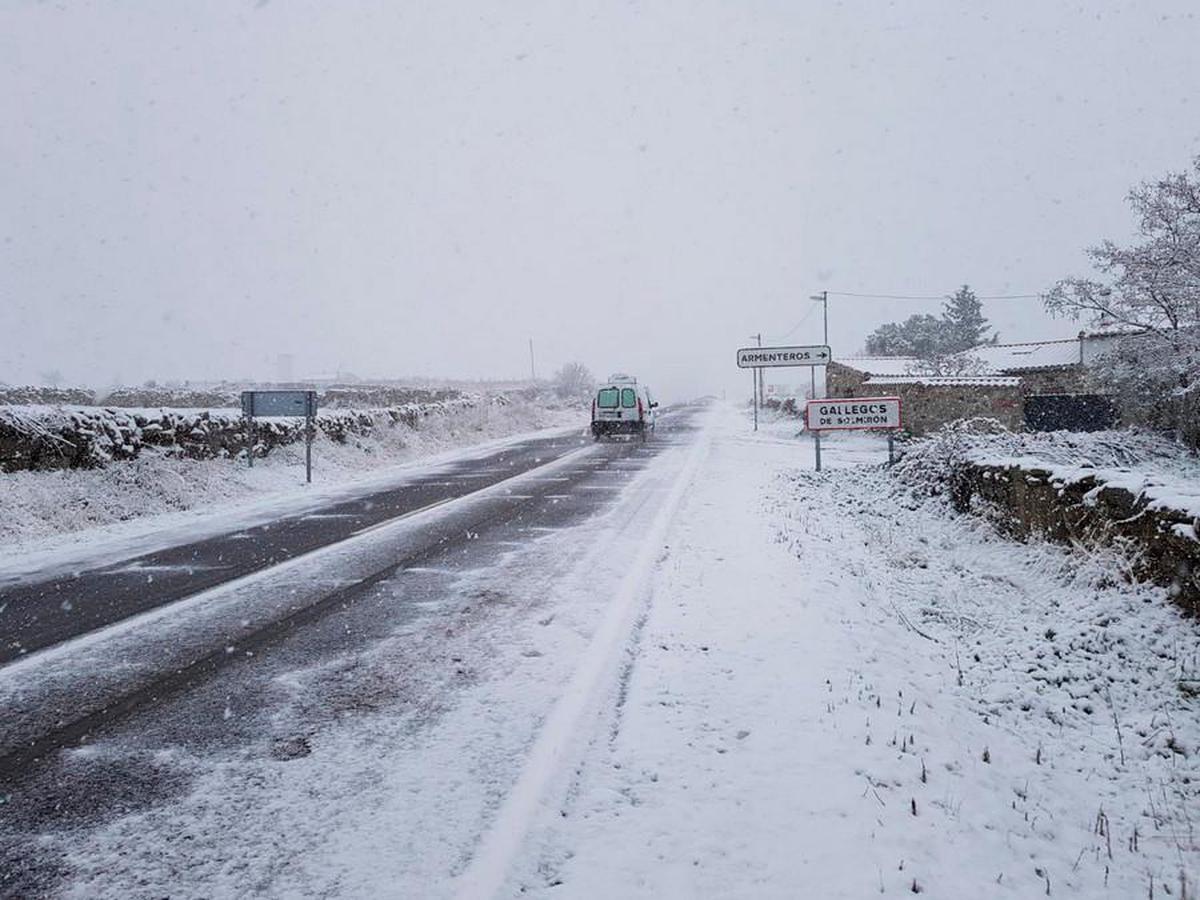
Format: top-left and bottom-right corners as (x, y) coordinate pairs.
(735, 345), (833, 368)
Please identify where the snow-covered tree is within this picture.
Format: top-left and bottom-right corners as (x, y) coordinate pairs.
(941, 285), (994, 352)
(864, 285), (994, 358)
(1089, 329), (1200, 447)
(905, 352), (989, 377)
(550, 362), (594, 400)
(1045, 156), (1200, 446)
(864, 314), (946, 357)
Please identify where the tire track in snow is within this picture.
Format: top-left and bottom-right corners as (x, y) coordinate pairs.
(453, 412), (713, 900)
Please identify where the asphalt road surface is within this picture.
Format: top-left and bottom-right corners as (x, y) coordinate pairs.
(2, 427), (602, 663)
(0, 405), (704, 898)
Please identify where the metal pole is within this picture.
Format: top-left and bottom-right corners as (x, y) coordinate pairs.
(887, 433), (895, 465)
(305, 392), (314, 484)
(820, 291), (829, 399)
(529, 338), (536, 381)
(244, 393), (255, 468)
(754, 333), (763, 409)
(814, 430), (822, 471)
(752, 369), (758, 432)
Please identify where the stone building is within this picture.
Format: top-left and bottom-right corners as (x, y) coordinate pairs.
(826, 333), (1126, 435)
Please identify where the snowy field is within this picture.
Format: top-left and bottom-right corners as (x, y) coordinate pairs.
(9, 405), (1198, 898)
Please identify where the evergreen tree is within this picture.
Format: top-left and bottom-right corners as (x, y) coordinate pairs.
(863, 286), (994, 356)
(941, 285), (993, 352)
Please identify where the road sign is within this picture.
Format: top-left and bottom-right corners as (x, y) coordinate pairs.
(241, 390), (318, 418)
(736, 345), (831, 368)
(241, 390), (319, 483)
(806, 396), (902, 430)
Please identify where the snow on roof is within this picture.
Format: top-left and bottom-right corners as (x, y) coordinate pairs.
(839, 338), (1088, 379)
(1079, 324), (1150, 339)
(865, 375), (1021, 388)
(833, 357), (922, 376)
(968, 340), (1081, 372)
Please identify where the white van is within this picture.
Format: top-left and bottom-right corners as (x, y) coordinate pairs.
(591, 374), (657, 441)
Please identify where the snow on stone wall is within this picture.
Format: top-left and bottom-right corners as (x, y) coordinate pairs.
(0, 397), (488, 473)
(894, 420), (1200, 612)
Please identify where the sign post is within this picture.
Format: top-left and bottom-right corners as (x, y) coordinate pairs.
(241, 390), (319, 483)
(736, 345), (832, 436)
(804, 396), (902, 471)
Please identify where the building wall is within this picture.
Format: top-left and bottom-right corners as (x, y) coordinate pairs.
(826, 362), (1023, 435)
(1008, 367), (1092, 395)
(826, 362), (871, 398)
(829, 360), (1116, 435)
(888, 383), (1023, 435)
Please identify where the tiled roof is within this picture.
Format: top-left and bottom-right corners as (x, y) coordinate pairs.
(865, 375), (1022, 388)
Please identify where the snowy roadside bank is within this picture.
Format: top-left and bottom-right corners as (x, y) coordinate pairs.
(895, 423), (1200, 611)
(0, 401), (584, 573)
(510, 406), (1199, 898)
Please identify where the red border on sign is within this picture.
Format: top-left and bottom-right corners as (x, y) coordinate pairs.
(805, 396), (903, 431)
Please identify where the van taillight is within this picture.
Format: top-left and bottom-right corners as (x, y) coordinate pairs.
(592, 399), (596, 418)
(637, 398), (644, 418)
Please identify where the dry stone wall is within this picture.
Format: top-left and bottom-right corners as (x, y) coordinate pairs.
(0, 398), (484, 473)
(949, 461), (1200, 614)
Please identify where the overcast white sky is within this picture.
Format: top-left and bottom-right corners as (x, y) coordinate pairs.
(3, 1), (1199, 399)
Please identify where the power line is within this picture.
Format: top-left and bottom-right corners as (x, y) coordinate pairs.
(767, 303), (820, 342)
(827, 291), (1045, 301)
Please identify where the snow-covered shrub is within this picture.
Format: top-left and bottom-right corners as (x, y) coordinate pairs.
(890, 417), (1009, 497)
(1091, 329), (1200, 448)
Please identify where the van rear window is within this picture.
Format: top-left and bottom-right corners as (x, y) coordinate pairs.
(597, 388), (620, 408)
(621, 388), (637, 408)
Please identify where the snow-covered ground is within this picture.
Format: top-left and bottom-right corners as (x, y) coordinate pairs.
(510, 412), (1200, 897)
(0, 399), (583, 580)
(20, 406), (1200, 898)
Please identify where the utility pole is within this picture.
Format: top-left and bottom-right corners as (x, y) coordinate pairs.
(809, 291), (830, 471)
(528, 338), (536, 382)
(749, 332), (762, 432)
(808, 291), (829, 399)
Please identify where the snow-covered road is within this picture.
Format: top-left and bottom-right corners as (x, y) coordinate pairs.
(4, 403), (1197, 899)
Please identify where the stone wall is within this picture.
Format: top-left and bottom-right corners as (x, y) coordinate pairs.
(949, 461), (1200, 614)
(0, 398), (482, 473)
(0, 387), (95, 406)
(826, 364), (1022, 435)
(828, 362), (1109, 435)
(1015, 367), (1092, 396)
(890, 383), (1023, 435)
(826, 362), (871, 398)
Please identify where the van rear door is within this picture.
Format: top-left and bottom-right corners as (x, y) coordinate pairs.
(595, 386), (622, 422)
(594, 385), (638, 423)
